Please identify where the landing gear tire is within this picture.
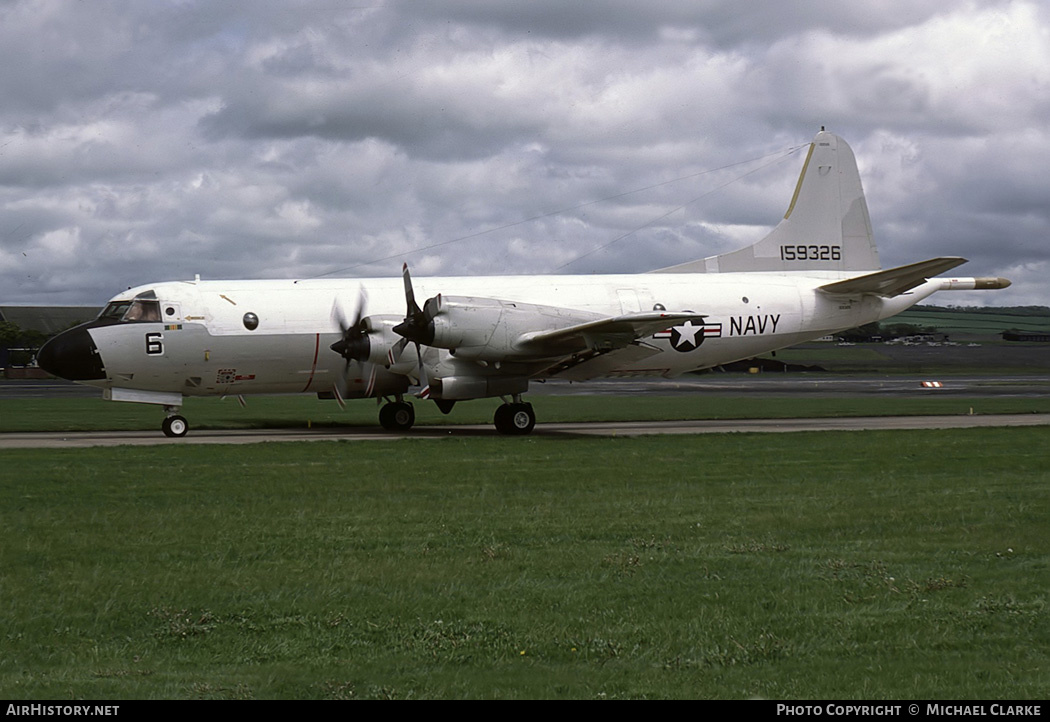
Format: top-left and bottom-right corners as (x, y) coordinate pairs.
(162, 415), (189, 438)
(379, 401), (415, 431)
(494, 402), (535, 436)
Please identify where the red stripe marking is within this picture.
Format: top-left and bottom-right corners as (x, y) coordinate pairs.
(301, 333), (321, 393)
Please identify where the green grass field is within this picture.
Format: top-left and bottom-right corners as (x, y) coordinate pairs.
(1, 399), (1048, 698)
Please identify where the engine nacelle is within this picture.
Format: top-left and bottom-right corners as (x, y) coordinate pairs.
(427, 296), (596, 361)
(429, 296), (503, 353)
(434, 374), (528, 400)
(362, 316), (410, 366)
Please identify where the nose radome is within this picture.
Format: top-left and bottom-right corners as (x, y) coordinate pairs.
(36, 325), (106, 381)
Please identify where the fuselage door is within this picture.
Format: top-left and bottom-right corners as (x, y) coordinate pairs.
(616, 289), (641, 314)
(616, 288), (656, 315)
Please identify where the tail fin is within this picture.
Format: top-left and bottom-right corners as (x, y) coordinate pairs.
(656, 130), (880, 273)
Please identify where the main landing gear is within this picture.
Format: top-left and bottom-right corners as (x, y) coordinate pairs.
(162, 407), (189, 438)
(378, 400), (415, 431)
(373, 397), (536, 435)
(493, 400), (536, 436)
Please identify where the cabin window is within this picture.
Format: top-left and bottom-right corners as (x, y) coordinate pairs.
(243, 312), (259, 331)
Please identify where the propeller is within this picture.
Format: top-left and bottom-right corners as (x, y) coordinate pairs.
(329, 288), (379, 401)
(330, 287), (370, 362)
(393, 263), (436, 397)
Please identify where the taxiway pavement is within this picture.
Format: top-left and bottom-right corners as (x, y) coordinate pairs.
(2, 413), (1047, 449)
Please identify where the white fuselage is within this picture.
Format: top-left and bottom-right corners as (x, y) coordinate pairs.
(81, 270), (937, 400)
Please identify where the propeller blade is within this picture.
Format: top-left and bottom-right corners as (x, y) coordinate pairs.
(394, 264), (435, 397)
(410, 340), (431, 399)
(402, 263), (421, 318)
(416, 356), (431, 399)
(351, 286), (367, 329)
(393, 263), (436, 345)
(388, 336), (409, 365)
(331, 299), (348, 334)
(330, 287), (371, 361)
(365, 363), (378, 397)
(332, 381), (346, 409)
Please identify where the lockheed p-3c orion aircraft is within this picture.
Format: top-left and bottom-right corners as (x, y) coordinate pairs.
(37, 130), (1009, 436)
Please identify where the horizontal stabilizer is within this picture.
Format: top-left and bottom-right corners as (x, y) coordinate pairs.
(518, 311), (704, 352)
(818, 257), (967, 298)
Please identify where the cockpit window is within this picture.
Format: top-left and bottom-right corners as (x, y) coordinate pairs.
(123, 299), (162, 322)
(100, 301), (132, 320)
(97, 299), (161, 322)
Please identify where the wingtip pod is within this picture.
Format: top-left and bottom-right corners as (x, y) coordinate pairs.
(979, 277), (1011, 290)
(939, 277), (1012, 291)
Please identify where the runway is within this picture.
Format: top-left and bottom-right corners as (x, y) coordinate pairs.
(3, 374), (1047, 448)
(533, 374), (1050, 398)
(3, 413), (1047, 449)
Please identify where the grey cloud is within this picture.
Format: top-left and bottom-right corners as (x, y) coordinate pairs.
(389, 0), (970, 46)
(0, 0), (1047, 308)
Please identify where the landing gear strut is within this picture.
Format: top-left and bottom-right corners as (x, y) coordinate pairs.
(494, 401), (535, 436)
(379, 400), (415, 431)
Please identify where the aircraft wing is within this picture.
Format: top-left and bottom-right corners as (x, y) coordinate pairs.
(517, 311), (704, 354)
(818, 257), (967, 298)
(515, 311), (703, 381)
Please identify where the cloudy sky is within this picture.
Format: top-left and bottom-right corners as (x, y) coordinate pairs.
(1, 0), (1047, 307)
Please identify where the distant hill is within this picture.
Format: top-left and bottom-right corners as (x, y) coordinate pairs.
(892, 305), (1050, 336)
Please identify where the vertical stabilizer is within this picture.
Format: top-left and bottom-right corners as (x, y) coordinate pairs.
(656, 130), (880, 273)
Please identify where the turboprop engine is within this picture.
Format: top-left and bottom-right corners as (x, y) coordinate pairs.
(396, 294), (599, 361)
(331, 315), (411, 366)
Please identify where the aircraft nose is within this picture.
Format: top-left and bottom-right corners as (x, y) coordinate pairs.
(36, 325), (106, 381)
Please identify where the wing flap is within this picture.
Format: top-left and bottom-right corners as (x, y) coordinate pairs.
(818, 257), (967, 298)
(540, 343), (663, 381)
